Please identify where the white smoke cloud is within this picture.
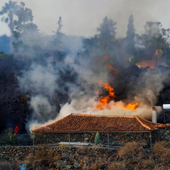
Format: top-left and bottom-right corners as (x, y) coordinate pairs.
(21, 55), (170, 132)
(18, 60), (59, 97)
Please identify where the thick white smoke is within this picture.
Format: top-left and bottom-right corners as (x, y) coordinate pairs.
(18, 53), (170, 132)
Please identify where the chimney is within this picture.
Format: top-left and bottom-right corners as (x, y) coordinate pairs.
(152, 107), (157, 123)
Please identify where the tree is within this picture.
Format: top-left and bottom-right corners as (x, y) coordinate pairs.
(12, 2), (39, 54)
(0, 0), (18, 53)
(97, 16), (116, 52)
(126, 15), (135, 58)
(14, 2), (33, 33)
(53, 16), (63, 51)
(0, 1), (37, 54)
(82, 35), (99, 54)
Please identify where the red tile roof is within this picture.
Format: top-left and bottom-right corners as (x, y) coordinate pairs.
(32, 113), (165, 133)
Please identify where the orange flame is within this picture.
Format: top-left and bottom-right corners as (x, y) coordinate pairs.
(136, 60), (169, 69)
(104, 55), (109, 60)
(136, 60), (155, 69)
(124, 102), (139, 111)
(96, 81), (115, 110)
(107, 65), (119, 75)
(14, 124), (19, 134)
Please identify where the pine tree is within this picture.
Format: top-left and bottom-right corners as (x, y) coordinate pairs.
(97, 16), (116, 52)
(54, 16), (63, 51)
(126, 15), (135, 58)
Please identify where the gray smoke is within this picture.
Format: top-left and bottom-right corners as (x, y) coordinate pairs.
(18, 52), (170, 131)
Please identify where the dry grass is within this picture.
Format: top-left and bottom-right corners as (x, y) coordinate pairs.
(4, 142), (170, 170)
(153, 142), (170, 164)
(108, 161), (125, 170)
(140, 158), (155, 170)
(89, 162), (101, 170)
(34, 146), (54, 160)
(118, 141), (143, 160)
(153, 166), (168, 170)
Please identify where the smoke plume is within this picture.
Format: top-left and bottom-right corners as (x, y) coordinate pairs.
(18, 52), (170, 132)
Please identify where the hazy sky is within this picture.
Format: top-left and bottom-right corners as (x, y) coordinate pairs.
(0, 0), (170, 37)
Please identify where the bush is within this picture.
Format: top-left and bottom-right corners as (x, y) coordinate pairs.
(1, 128), (18, 145)
(153, 166), (168, 170)
(35, 147), (54, 160)
(108, 161), (125, 170)
(153, 142), (170, 164)
(94, 132), (100, 145)
(118, 141), (143, 160)
(140, 158), (155, 170)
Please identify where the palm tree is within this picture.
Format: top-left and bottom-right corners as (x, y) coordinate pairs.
(0, 0), (18, 53)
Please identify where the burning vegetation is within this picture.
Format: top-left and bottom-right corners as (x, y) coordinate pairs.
(0, 1), (170, 133)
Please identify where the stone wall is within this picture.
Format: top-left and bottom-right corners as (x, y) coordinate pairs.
(0, 145), (117, 162)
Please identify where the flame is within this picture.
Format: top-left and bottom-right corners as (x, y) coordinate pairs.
(104, 55), (109, 60)
(107, 65), (119, 75)
(136, 60), (169, 69)
(14, 124), (19, 134)
(96, 81), (115, 110)
(124, 102), (139, 111)
(104, 83), (115, 97)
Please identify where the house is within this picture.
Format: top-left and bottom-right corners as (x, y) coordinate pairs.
(32, 113), (167, 145)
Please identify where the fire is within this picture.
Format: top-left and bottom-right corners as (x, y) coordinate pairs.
(104, 83), (115, 97)
(136, 60), (169, 69)
(136, 60), (155, 69)
(124, 102), (139, 111)
(96, 81), (115, 110)
(104, 55), (109, 60)
(107, 65), (119, 75)
(14, 124), (19, 134)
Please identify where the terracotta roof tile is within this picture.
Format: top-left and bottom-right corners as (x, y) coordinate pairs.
(32, 113), (165, 133)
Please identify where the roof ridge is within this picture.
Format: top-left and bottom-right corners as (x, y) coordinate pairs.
(135, 115), (151, 130)
(138, 116), (161, 125)
(71, 113), (136, 117)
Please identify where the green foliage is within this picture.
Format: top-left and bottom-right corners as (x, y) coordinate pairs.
(0, 52), (14, 60)
(83, 16), (117, 54)
(0, 0), (18, 32)
(150, 35), (167, 48)
(97, 16), (116, 52)
(1, 128), (18, 145)
(0, 1), (39, 54)
(126, 15), (135, 57)
(94, 132), (100, 145)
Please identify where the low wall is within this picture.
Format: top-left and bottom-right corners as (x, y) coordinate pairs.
(0, 145), (117, 162)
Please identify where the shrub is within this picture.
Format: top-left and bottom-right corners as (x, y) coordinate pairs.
(95, 132), (100, 145)
(34, 147), (54, 160)
(140, 158), (155, 170)
(1, 128), (18, 145)
(118, 141), (143, 160)
(153, 166), (168, 170)
(89, 162), (101, 170)
(108, 161), (125, 170)
(153, 142), (170, 164)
